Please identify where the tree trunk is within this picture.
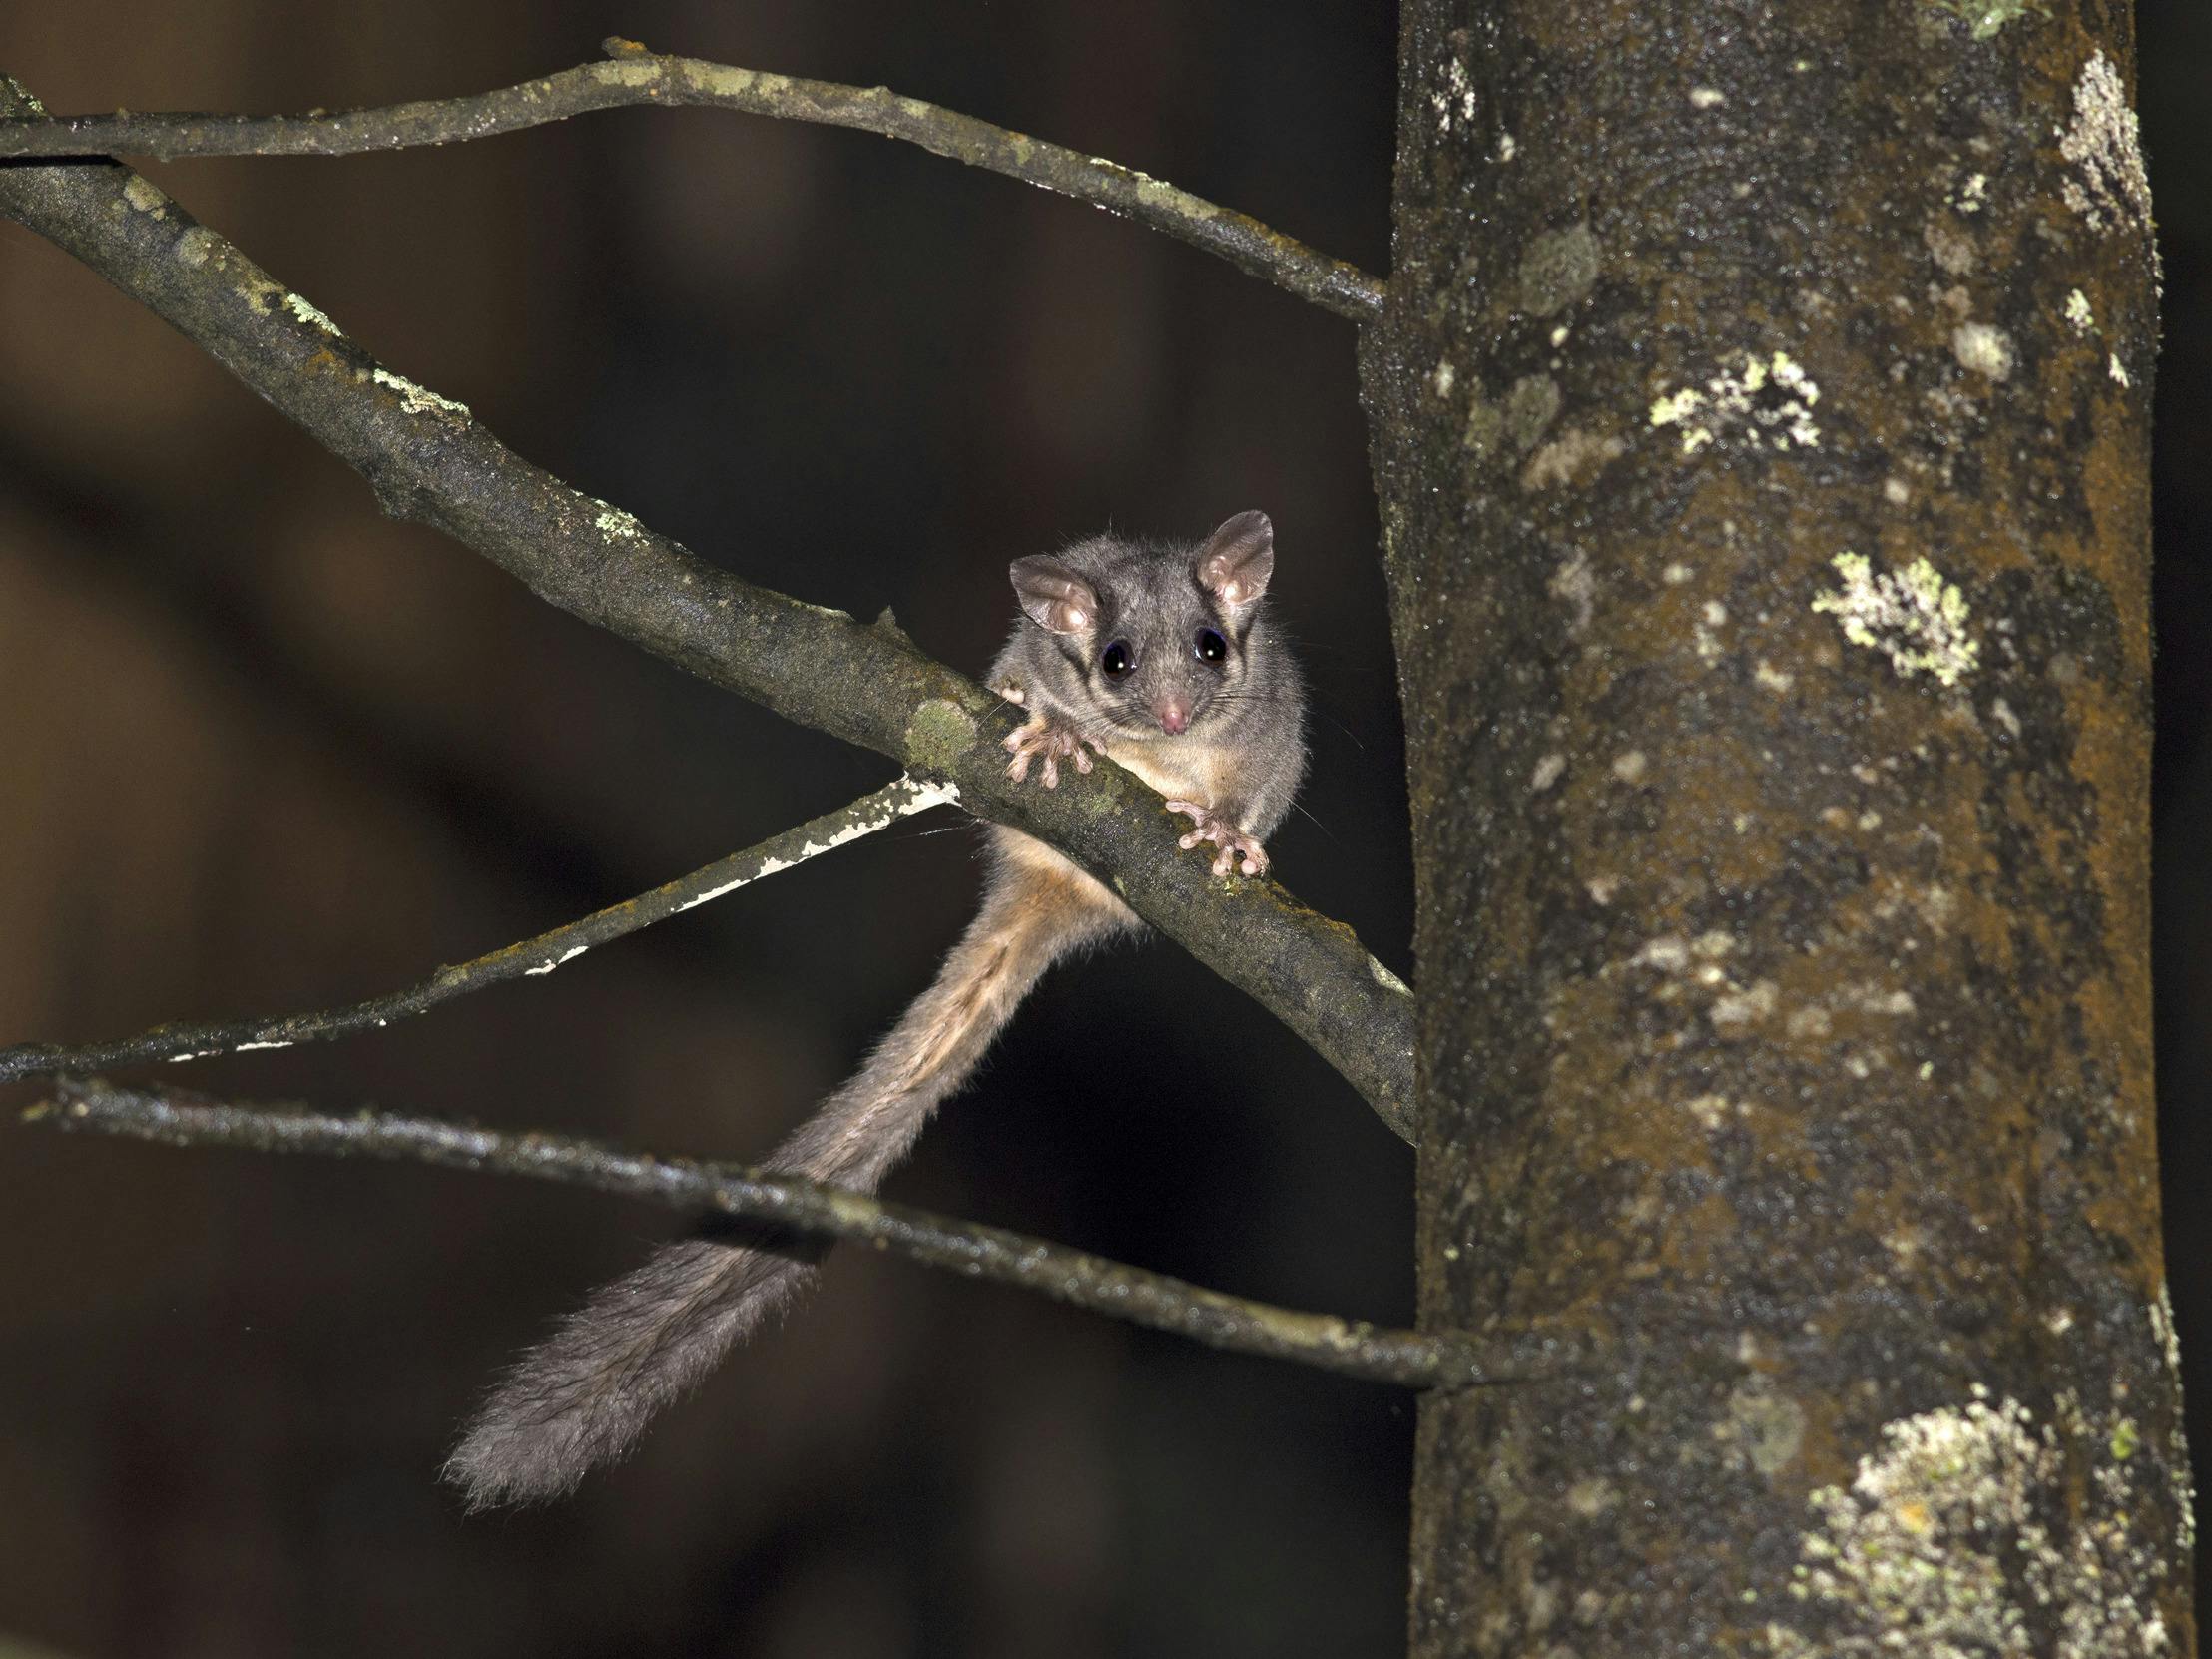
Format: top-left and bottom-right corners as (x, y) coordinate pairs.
(1363, 3), (2188, 1652)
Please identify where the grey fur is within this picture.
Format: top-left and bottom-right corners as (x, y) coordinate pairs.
(445, 515), (1306, 1507)
(998, 511), (1306, 838)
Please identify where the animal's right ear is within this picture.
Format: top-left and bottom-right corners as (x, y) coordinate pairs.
(1010, 557), (1102, 635)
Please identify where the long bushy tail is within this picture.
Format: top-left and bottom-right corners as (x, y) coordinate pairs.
(445, 855), (1125, 1508)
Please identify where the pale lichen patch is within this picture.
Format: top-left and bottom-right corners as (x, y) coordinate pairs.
(1367, 956), (1412, 996)
(2109, 352), (2132, 388)
(1852, 985), (1917, 1017)
(598, 56), (662, 89)
(1770, 1390), (2177, 1658)
(1565, 1476), (1619, 1518)
(1950, 321), (2015, 380)
(2058, 50), (2159, 283)
(1649, 350), (1820, 455)
(122, 175), (168, 214)
(1695, 600), (1729, 665)
(1079, 156), (1219, 221)
(2065, 288), (2096, 333)
(173, 226), (217, 269)
(684, 63), (762, 98)
(1464, 374), (1562, 461)
(1929, 0), (2046, 38)
(1515, 225), (1600, 316)
(2150, 1286), (2181, 1379)
(903, 699), (979, 775)
(1718, 1377), (1808, 1476)
(1521, 427), (1624, 490)
(1684, 1092), (1732, 1130)
(1427, 56), (1478, 132)
(1925, 220), (1977, 276)
(2150, 1287), (2195, 1554)
(369, 368), (469, 419)
(283, 292), (339, 335)
(673, 775), (963, 917)
(1786, 1006), (1833, 1040)
(1549, 551), (1595, 634)
(1812, 553), (1979, 686)
(1710, 979), (1778, 1027)
(593, 504), (644, 542)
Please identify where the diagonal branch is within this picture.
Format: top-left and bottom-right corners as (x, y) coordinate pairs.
(27, 1079), (1557, 1388)
(0, 777), (955, 1086)
(0, 42), (1385, 322)
(0, 74), (1418, 1142)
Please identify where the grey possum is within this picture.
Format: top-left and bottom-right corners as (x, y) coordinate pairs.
(446, 510), (1307, 1507)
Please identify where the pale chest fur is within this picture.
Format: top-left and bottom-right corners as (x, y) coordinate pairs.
(1104, 734), (1247, 827)
(984, 727), (1246, 921)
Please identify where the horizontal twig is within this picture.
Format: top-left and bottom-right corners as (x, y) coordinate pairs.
(0, 777), (955, 1086)
(28, 1079), (1552, 1388)
(0, 44), (1385, 322)
(0, 74), (1418, 1142)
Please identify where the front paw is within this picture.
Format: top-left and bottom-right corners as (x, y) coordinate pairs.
(1164, 801), (1269, 878)
(1003, 714), (1105, 789)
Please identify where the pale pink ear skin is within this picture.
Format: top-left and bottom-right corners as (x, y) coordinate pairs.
(1009, 556), (1103, 635)
(1194, 510), (1275, 609)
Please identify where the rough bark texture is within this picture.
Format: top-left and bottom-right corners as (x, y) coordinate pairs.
(1364, 2), (2187, 1653)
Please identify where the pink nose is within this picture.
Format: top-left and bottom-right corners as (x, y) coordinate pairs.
(1157, 700), (1190, 735)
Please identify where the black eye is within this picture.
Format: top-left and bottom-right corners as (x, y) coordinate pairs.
(1195, 628), (1227, 664)
(1101, 640), (1134, 677)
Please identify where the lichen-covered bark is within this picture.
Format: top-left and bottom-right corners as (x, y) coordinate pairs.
(1363, 2), (2185, 1652)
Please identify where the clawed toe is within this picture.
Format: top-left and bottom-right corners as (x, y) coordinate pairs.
(1164, 801), (1269, 878)
(1004, 716), (1101, 789)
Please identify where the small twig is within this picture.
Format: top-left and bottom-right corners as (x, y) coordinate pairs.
(0, 44), (1385, 322)
(0, 777), (957, 1087)
(28, 1079), (1556, 1388)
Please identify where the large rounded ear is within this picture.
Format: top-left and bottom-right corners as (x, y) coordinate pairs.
(1193, 510), (1275, 610)
(1009, 556), (1103, 635)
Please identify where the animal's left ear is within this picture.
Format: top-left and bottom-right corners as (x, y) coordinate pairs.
(1193, 510), (1275, 611)
(1010, 555), (1103, 635)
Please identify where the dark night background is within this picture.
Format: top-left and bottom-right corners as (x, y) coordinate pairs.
(0, 4), (2202, 1655)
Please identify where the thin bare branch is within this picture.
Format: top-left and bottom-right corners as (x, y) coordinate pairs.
(27, 1079), (1554, 1388)
(0, 76), (1418, 1142)
(0, 777), (956, 1087)
(0, 43), (1384, 322)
